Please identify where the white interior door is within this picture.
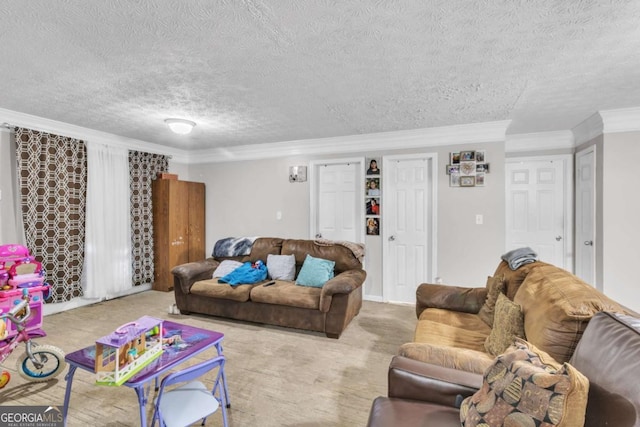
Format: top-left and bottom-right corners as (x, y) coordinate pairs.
(383, 154), (436, 304)
(505, 156), (572, 269)
(575, 148), (595, 285)
(310, 160), (362, 243)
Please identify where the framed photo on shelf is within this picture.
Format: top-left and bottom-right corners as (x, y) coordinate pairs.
(460, 176), (476, 187)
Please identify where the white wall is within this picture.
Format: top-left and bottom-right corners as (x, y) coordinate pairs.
(0, 128), (24, 245)
(599, 132), (640, 312)
(187, 140), (506, 300)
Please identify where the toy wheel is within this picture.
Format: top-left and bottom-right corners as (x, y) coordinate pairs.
(0, 371), (10, 389)
(17, 344), (66, 382)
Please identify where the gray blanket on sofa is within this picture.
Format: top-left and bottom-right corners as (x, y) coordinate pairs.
(501, 247), (538, 270)
(212, 237), (258, 257)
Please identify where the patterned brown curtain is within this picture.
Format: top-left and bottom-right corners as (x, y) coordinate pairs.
(129, 151), (168, 286)
(15, 128), (87, 303)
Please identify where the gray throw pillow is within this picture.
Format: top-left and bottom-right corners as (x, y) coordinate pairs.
(212, 260), (243, 278)
(267, 254), (296, 280)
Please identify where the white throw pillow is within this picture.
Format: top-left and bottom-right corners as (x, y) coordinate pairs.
(266, 254), (296, 281)
(212, 260), (243, 278)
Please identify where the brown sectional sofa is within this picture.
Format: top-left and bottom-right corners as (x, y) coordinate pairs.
(171, 237), (366, 338)
(398, 260), (632, 375)
(367, 260), (640, 426)
(367, 311), (640, 427)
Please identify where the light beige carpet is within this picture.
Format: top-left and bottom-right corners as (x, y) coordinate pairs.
(0, 290), (415, 426)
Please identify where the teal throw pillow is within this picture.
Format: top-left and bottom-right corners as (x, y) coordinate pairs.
(295, 255), (335, 288)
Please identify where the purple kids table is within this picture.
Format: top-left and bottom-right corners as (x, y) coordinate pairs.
(63, 320), (228, 426)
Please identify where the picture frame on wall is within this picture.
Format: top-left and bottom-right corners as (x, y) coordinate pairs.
(476, 163), (490, 173)
(460, 176), (476, 187)
(450, 152), (461, 165)
(366, 178), (380, 196)
(366, 157), (381, 175)
(475, 150), (485, 162)
(475, 173), (485, 186)
(460, 151), (475, 161)
(450, 173), (460, 187)
(366, 217), (380, 236)
(446, 164), (459, 175)
(460, 161), (476, 176)
(366, 198), (380, 215)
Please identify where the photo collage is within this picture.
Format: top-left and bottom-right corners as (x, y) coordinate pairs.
(366, 158), (381, 236)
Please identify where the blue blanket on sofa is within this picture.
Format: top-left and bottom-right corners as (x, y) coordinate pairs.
(218, 261), (267, 286)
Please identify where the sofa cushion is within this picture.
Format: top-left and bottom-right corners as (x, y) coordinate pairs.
(399, 342), (495, 375)
(296, 255), (335, 287)
(243, 237), (284, 263)
(190, 279), (255, 302)
(484, 293), (525, 356)
(266, 254), (296, 280)
(281, 239), (362, 274)
(514, 264), (626, 363)
(212, 260), (243, 278)
(250, 280), (321, 309)
(415, 309), (491, 352)
(460, 339), (589, 427)
(492, 260), (539, 300)
(477, 275), (505, 327)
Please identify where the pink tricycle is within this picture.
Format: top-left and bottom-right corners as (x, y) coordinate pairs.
(0, 286), (66, 388)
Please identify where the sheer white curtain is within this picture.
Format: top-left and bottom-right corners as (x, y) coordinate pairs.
(82, 143), (132, 299)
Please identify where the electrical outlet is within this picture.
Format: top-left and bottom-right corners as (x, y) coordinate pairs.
(475, 214), (483, 225)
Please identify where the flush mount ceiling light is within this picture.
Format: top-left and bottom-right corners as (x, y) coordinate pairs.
(165, 118), (196, 135)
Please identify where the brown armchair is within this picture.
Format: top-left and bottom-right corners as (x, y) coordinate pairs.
(366, 356), (482, 427)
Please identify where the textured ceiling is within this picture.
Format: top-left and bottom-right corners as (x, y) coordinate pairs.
(0, 0), (639, 151)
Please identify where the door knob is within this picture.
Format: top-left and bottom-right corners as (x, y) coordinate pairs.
(389, 235), (396, 241)
(315, 233), (322, 239)
(584, 240), (593, 246)
(555, 236), (562, 241)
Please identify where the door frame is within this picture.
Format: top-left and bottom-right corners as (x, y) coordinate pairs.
(505, 154), (574, 270)
(574, 146), (596, 285)
(309, 157), (365, 244)
(382, 152), (438, 303)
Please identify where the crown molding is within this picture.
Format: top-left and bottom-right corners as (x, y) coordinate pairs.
(0, 108), (190, 163)
(572, 107), (640, 145)
(505, 130), (575, 153)
(572, 111), (605, 145)
(185, 120), (512, 164)
(600, 106), (640, 134)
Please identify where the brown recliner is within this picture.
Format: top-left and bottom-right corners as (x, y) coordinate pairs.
(367, 311), (640, 427)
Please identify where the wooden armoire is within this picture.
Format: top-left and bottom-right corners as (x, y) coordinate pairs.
(152, 178), (205, 291)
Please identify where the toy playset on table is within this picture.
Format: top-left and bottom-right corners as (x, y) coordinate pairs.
(94, 316), (166, 386)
